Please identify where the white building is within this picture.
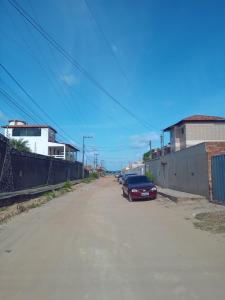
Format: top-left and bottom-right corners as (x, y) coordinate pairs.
(2, 120), (79, 161)
(123, 162), (145, 175)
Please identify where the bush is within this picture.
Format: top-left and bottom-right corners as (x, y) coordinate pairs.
(44, 191), (56, 200)
(145, 170), (155, 182)
(63, 181), (72, 191)
(90, 172), (99, 179)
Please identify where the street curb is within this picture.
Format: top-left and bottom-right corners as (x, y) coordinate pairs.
(157, 191), (179, 203)
(157, 190), (206, 203)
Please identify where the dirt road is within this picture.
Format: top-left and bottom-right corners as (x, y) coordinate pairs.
(0, 177), (225, 300)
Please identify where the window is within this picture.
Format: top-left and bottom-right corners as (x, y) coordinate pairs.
(48, 129), (55, 142)
(181, 127), (184, 134)
(127, 176), (150, 184)
(12, 128), (41, 136)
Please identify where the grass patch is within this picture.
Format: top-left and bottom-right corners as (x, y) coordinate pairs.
(0, 207), (7, 212)
(82, 172), (100, 184)
(82, 178), (92, 184)
(62, 181), (73, 191)
(44, 190), (57, 201)
(194, 211), (225, 233)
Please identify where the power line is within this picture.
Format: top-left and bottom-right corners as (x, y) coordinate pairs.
(0, 63), (81, 146)
(0, 86), (72, 143)
(8, 0), (157, 131)
(19, 4), (87, 127)
(83, 0), (129, 83)
(3, 0), (87, 133)
(3, 2), (132, 133)
(83, 0), (161, 132)
(0, 87), (42, 123)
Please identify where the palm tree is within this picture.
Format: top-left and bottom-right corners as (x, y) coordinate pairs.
(9, 139), (31, 152)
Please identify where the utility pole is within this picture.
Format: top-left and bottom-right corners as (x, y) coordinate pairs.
(160, 134), (163, 156)
(93, 152), (98, 170)
(93, 152), (96, 169)
(96, 153), (99, 169)
(149, 140), (152, 159)
(82, 136), (93, 179)
(160, 131), (165, 157)
(100, 160), (104, 167)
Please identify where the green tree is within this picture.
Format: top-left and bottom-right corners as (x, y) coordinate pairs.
(143, 150), (151, 162)
(9, 139), (31, 152)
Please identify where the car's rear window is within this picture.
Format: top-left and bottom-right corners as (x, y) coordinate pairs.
(127, 176), (150, 184)
(125, 173), (136, 177)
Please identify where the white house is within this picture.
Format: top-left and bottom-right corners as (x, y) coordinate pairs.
(2, 120), (79, 161)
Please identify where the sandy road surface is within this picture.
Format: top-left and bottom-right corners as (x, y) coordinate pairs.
(0, 177), (225, 300)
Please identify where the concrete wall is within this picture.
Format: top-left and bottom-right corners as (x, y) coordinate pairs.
(146, 143), (209, 198)
(169, 122), (225, 152)
(186, 123), (225, 147)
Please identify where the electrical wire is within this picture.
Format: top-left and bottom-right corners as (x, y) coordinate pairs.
(0, 63), (81, 146)
(8, 0), (158, 131)
(83, 0), (129, 83)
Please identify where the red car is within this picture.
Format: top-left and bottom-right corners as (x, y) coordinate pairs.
(122, 175), (157, 202)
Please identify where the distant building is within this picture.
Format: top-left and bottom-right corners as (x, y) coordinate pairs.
(1, 120), (79, 161)
(123, 161), (145, 175)
(164, 115), (225, 152)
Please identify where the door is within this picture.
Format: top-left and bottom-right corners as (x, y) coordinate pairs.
(211, 155), (225, 204)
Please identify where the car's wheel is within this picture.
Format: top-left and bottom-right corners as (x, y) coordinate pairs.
(128, 193), (133, 202)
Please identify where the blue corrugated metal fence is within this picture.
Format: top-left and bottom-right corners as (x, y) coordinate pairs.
(211, 155), (225, 204)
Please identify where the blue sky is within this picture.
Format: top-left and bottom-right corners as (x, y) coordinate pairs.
(1, 0), (225, 170)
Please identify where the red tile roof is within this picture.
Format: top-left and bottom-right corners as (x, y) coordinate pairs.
(164, 115), (225, 131)
(183, 115), (225, 121)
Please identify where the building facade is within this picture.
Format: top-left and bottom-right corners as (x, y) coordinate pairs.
(164, 115), (225, 152)
(2, 120), (79, 161)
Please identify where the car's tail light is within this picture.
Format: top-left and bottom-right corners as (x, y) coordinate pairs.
(131, 189), (138, 192)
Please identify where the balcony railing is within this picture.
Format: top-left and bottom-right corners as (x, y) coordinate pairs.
(49, 154), (75, 161)
(50, 154), (64, 159)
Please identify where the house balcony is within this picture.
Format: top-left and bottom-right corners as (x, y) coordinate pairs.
(48, 142), (79, 161)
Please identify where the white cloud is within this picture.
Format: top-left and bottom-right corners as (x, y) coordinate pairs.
(112, 44), (118, 53)
(0, 111), (7, 122)
(129, 132), (160, 149)
(61, 73), (79, 86)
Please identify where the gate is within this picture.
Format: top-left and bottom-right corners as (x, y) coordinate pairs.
(211, 154), (225, 204)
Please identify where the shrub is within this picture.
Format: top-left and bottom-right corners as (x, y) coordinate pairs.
(63, 181), (72, 191)
(90, 172), (99, 179)
(44, 191), (56, 200)
(145, 170), (155, 182)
